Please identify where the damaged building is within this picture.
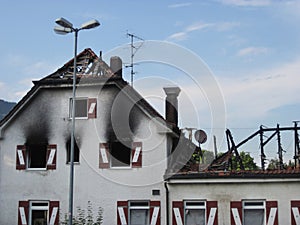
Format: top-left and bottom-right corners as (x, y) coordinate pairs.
(0, 48), (299, 225)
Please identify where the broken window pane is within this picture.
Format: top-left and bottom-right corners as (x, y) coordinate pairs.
(110, 142), (131, 167)
(27, 144), (47, 169)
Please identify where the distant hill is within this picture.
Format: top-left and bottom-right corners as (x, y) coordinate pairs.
(0, 99), (16, 120)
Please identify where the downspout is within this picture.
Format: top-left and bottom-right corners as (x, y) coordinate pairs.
(164, 181), (169, 225)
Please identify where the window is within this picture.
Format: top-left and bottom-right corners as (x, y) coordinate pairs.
(66, 138), (80, 163)
(16, 145), (57, 170)
(27, 144), (47, 169)
(99, 142), (142, 169)
(18, 201), (59, 225)
(172, 200), (217, 225)
(111, 141), (131, 167)
(184, 201), (206, 225)
(69, 98), (97, 119)
(230, 200), (278, 225)
(129, 201), (150, 225)
(117, 201), (160, 225)
(243, 200), (265, 225)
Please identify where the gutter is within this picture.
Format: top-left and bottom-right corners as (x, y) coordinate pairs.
(164, 181), (169, 225)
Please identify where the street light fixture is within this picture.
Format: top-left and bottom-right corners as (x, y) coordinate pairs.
(54, 17), (100, 225)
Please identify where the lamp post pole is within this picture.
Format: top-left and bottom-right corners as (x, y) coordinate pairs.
(54, 18), (100, 225)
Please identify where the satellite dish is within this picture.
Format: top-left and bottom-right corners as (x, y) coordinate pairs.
(194, 129), (207, 144)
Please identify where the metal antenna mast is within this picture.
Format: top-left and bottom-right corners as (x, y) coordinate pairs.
(126, 32), (144, 87)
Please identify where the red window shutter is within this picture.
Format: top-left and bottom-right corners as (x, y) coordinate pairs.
(16, 145), (26, 170)
(18, 201), (29, 225)
(99, 143), (110, 168)
(291, 200), (300, 225)
(172, 201), (183, 225)
(117, 201), (128, 225)
(131, 142), (142, 168)
(266, 201), (278, 225)
(207, 201), (218, 225)
(49, 201), (59, 225)
(88, 98), (97, 118)
(230, 201), (242, 225)
(46, 145), (57, 170)
(150, 201), (160, 225)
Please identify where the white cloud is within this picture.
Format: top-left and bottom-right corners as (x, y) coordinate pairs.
(167, 21), (238, 41)
(237, 46), (269, 57)
(219, 0), (271, 7)
(168, 2), (192, 8)
(219, 58), (300, 124)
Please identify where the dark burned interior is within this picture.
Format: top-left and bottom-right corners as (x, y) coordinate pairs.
(27, 143), (47, 168)
(110, 141), (131, 167)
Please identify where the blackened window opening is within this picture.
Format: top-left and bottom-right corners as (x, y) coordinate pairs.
(110, 141), (131, 167)
(27, 144), (47, 168)
(66, 139), (80, 163)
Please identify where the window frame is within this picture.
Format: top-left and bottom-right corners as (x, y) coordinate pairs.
(110, 141), (132, 168)
(242, 200), (266, 225)
(29, 200), (49, 225)
(69, 97), (88, 119)
(128, 201), (150, 225)
(184, 200), (206, 225)
(26, 144), (48, 171)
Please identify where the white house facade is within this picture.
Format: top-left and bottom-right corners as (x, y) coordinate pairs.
(0, 48), (299, 225)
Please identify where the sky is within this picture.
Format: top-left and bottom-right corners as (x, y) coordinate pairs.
(1, 0), (300, 165)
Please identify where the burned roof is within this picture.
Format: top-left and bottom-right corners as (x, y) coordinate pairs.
(0, 48), (166, 132)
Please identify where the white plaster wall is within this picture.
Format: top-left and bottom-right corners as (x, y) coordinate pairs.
(0, 84), (169, 224)
(168, 179), (300, 225)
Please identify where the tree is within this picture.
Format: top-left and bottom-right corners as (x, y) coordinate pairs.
(230, 151), (258, 171)
(192, 150), (215, 164)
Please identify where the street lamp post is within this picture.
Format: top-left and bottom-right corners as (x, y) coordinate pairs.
(54, 17), (100, 225)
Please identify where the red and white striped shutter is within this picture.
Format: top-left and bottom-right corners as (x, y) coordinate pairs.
(88, 98), (97, 118)
(150, 201), (160, 225)
(266, 201), (278, 225)
(131, 142), (142, 168)
(230, 201), (242, 225)
(117, 201), (128, 225)
(49, 201), (59, 225)
(16, 145), (26, 170)
(207, 201), (218, 225)
(291, 200), (300, 225)
(46, 145), (57, 170)
(18, 201), (29, 225)
(172, 201), (184, 225)
(99, 143), (110, 168)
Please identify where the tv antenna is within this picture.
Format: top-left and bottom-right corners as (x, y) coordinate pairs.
(126, 32), (144, 86)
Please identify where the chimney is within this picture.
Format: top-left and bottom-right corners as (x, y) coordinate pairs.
(163, 87), (181, 127)
(110, 56), (122, 78)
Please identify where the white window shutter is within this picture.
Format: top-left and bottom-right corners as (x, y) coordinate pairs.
(99, 143), (110, 168)
(266, 201), (278, 225)
(207, 201), (218, 225)
(46, 145), (57, 170)
(131, 142), (142, 168)
(230, 201), (242, 225)
(88, 98), (97, 118)
(292, 201), (300, 225)
(172, 201), (183, 225)
(16, 145), (26, 170)
(117, 201), (128, 225)
(49, 201), (59, 225)
(18, 201), (29, 225)
(150, 201), (160, 225)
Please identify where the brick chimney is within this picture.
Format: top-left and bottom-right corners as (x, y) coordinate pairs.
(110, 56), (122, 78)
(163, 87), (181, 127)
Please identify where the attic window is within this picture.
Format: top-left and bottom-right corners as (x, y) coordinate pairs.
(27, 144), (47, 169)
(70, 98), (88, 119)
(110, 141), (131, 167)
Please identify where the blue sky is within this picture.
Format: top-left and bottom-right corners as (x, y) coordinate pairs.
(1, 0), (300, 163)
